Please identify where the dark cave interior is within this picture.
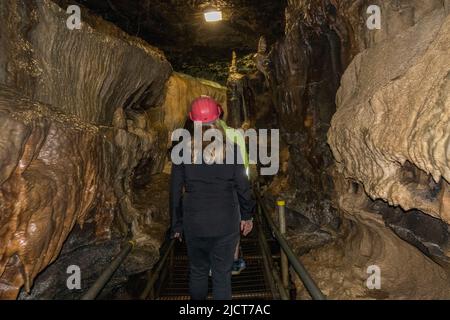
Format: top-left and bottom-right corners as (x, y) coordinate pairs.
(0, 0), (449, 300)
(76, 0), (286, 83)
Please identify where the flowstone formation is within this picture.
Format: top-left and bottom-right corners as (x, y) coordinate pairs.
(257, 0), (450, 299)
(0, 0), (227, 299)
(329, 9), (450, 225)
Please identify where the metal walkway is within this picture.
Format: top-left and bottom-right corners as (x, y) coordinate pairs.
(81, 188), (326, 300)
(157, 220), (276, 300)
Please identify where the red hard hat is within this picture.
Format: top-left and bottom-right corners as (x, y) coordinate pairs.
(189, 96), (222, 123)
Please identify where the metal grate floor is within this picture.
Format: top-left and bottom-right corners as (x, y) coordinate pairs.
(157, 227), (275, 300)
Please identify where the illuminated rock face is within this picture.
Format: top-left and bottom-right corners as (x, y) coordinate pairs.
(262, 0), (450, 299)
(0, 0), (171, 126)
(0, 0), (227, 299)
(0, 0), (171, 299)
(162, 72), (228, 137)
(295, 175), (450, 300)
(319, 4), (450, 298)
(0, 85), (161, 299)
(329, 9), (450, 223)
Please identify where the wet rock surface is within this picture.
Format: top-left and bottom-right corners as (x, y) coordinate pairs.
(295, 186), (450, 299)
(256, 0), (341, 254)
(0, 82), (163, 299)
(329, 7), (450, 223)
(256, 0), (450, 299)
(0, 0), (172, 126)
(0, 0), (227, 299)
(2, 0), (450, 300)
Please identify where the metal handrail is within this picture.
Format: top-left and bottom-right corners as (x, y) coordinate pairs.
(80, 235), (176, 300)
(255, 190), (326, 300)
(81, 241), (134, 300)
(139, 238), (176, 300)
(255, 204), (289, 300)
(80, 191), (324, 300)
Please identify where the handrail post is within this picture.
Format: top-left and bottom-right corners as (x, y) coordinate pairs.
(256, 202), (289, 299)
(256, 190), (326, 300)
(277, 200), (289, 291)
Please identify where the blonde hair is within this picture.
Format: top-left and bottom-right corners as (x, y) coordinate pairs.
(190, 120), (232, 164)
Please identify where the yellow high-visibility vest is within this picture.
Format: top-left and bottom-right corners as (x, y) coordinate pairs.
(217, 119), (250, 178)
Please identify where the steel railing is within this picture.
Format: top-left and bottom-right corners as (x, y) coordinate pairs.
(81, 189), (325, 300)
(81, 237), (176, 300)
(81, 241), (135, 300)
(255, 205), (290, 300)
(255, 189), (326, 300)
(139, 239), (176, 299)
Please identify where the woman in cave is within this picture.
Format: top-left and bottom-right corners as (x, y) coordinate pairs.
(170, 96), (255, 300)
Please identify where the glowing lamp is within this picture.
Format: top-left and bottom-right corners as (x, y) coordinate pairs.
(204, 10), (222, 22)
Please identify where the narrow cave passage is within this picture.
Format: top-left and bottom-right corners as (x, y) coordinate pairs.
(0, 0), (450, 304)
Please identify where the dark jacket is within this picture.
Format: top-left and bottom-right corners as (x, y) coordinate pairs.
(170, 151), (255, 238)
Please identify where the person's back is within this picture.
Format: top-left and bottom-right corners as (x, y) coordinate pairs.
(183, 162), (240, 237)
(170, 96), (255, 300)
(173, 149), (253, 238)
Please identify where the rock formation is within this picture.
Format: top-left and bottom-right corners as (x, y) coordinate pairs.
(258, 0), (450, 299)
(2, 0), (450, 301)
(163, 72), (228, 137)
(0, 0), (228, 299)
(329, 8), (450, 223)
(294, 169), (450, 299)
(260, 0), (342, 250)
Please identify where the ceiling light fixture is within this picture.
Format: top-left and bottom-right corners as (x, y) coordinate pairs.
(204, 9), (222, 22)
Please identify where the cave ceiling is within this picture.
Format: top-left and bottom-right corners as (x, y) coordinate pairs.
(77, 0), (286, 75)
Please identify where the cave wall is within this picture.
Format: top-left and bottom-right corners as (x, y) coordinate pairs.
(295, 174), (450, 299)
(0, 0), (171, 126)
(0, 0), (227, 299)
(0, 0), (171, 299)
(256, 0), (342, 250)
(0, 84), (164, 299)
(2, 0), (448, 301)
(320, 1), (450, 298)
(259, 0), (450, 299)
(328, 7), (450, 223)
(162, 72), (228, 138)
